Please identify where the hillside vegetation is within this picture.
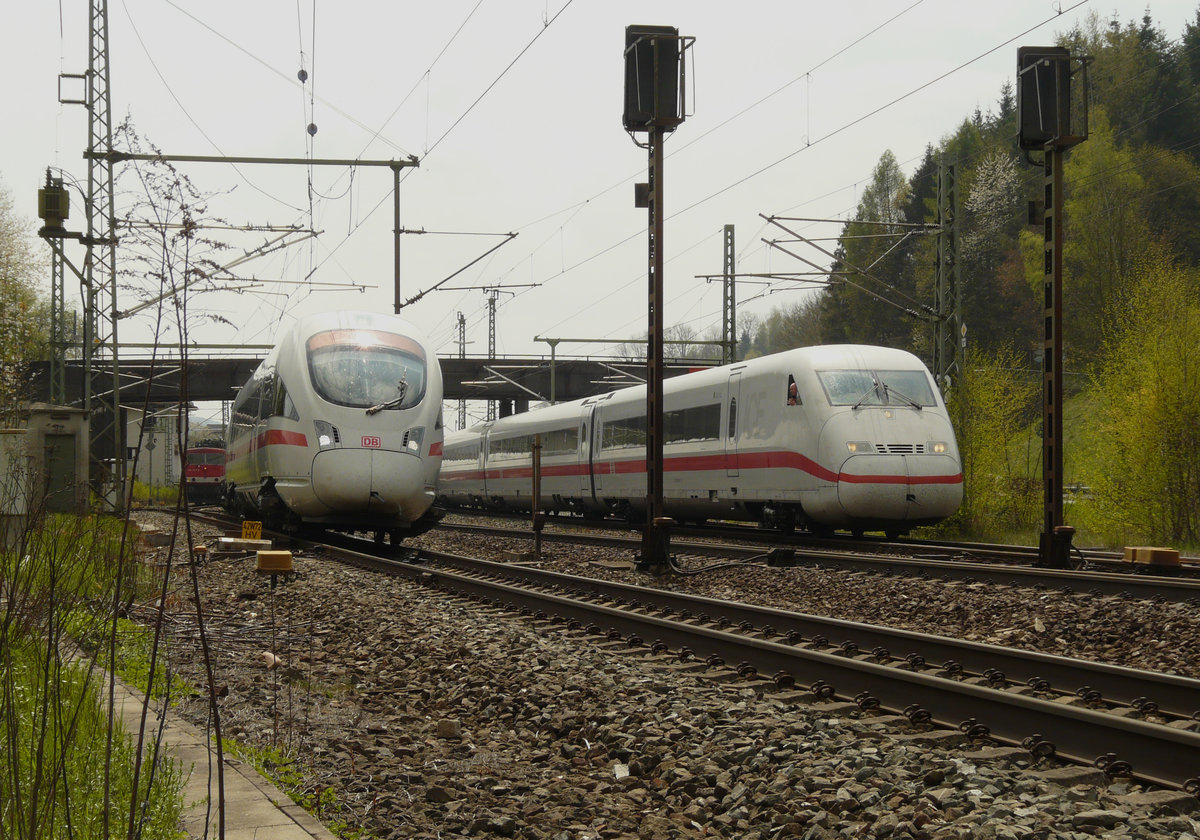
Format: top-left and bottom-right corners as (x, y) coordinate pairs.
(741, 8), (1200, 549)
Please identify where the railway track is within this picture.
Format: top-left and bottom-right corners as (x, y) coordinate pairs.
(189, 510), (1200, 790)
(440, 508), (1200, 573)
(434, 520), (1200, 604)
(287, 534), (1199, 792)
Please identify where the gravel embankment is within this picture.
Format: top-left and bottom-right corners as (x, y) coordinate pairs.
(136, 512), (1200, 840)
(413, 521), (1200, 680)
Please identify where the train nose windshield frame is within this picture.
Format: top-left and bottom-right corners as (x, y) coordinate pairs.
(818, 369), (935, 408)
(307, 334), (427, 410)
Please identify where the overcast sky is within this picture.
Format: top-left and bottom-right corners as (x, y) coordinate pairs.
(4, 0), (1199, 396)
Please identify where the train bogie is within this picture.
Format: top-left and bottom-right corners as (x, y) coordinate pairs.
(440, 345), (962, 535)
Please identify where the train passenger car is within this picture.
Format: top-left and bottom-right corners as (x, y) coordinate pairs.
(440, 345), (962, 537)
(184, 444), (225, 504)
(225, 310), (443, 540)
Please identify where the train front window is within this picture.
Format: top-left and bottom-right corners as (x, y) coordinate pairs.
(818, 369), (936, 408)
(876, 370), (936, 407)
(818, 370), (881, 406)
(307, 330), (427, 410)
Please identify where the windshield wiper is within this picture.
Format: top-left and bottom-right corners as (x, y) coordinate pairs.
(851, 382), (880, 410)
(883, 384), (923, 411)
(365, 372), (409, 415)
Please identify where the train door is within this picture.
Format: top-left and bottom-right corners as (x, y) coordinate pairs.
(725, 371), (742, 478)
(479, 429), (491, 499)
(578, 404), (594, 500)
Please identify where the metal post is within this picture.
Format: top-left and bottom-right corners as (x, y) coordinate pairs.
(456, 311), (467, 430)
(87, 0), (124, 512)
(393, 163), (402, 314)
(722, 224), (736, 365)
(532, 434), (543, 559)
(1038, 146), (1072, 568)
(49, 237), (66, 404)
(934, 162), (960, 388)
(487, 290), (498, 422)
(641, 123), (669, 570)
(548, 339), (559, 404)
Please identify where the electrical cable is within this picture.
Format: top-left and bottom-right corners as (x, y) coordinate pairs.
(477, 2), (1092, 346)
(161, 0), (412, 157)
(119, 0), (305, 213)
(288, 1), (574, 292)
(426, 0), (578, 156)
(356, 0), (487, 161)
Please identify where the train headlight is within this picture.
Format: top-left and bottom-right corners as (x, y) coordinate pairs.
(314, 420), (340, 449)
(403, 426), (424, 453)
(930, 441), (948, 454)
(846, 441), (873, 454)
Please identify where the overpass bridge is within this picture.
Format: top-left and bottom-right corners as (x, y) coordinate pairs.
(29, 353), (718, 408)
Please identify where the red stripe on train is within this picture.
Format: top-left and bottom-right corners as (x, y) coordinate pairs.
(257, 429), (308, 449)
(441, 450), (962, 486)
(227, 430), (309, 460)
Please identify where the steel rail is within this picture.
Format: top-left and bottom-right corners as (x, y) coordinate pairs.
(434, 521), (1200, 603)
(440, 509), (1200, 570)
(312, 539), (1200, 791)
(420, 549), (1200, 720)
(188, 511), (1200, 789)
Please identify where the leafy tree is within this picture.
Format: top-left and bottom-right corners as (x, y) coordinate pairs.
(957, 150), (1036, 358)
(818, 150), (921, 347)
(1062, 11), (1200, 157)
(1081, 247), (1200, 545)
(1183, 8), (1200, 90)
(944, 345), (1041, 537)
(1135, 144), (1200, 265)
(0, 178), (50, 421)
(1061, 108), (1150, 368)
(989, 80), (1016, 139)
(749, 296), (825, 356)
(616, 323), (719, 362)
(736, 311), (759, 360)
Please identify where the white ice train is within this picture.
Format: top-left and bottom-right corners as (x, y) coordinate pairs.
(225, 310), (444, 540)
(439, 345), (962, 537)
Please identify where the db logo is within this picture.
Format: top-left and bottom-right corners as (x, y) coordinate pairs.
(361, 436), (382, 448)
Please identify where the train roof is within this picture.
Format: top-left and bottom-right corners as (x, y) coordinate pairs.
(445, 345), (933, 443)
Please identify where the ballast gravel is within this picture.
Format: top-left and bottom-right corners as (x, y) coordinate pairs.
(135, 511), (1200, 840)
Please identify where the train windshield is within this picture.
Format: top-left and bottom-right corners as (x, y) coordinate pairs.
(187, 451), (224, 466)
(817, 369), (936, 407)
(306, 329), (427, 410)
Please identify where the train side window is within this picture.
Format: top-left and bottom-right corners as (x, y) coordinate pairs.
(247, 379), (265, 422)
(281, 390), (299, 421)
(787, 375), (800, 406)
(272, 379), (300, 421)
(727, 398), (738, 439)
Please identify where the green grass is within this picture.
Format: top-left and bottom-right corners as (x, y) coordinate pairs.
(962, 387), (1197, 552)
(221, 740), (374, 840)
(66, 611), (195, 703)
(0, 513), (187, 839)
(129, 479), (180, 506)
